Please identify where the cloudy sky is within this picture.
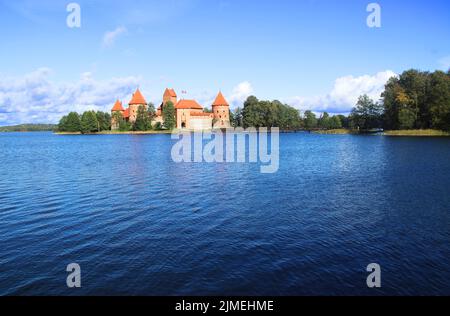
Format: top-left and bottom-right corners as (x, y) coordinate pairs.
(0, 0), (449, 124)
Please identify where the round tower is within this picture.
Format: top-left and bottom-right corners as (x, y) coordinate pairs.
(111, 100), (124, 130)
(212, 91), (230, 128)
(128, 88), (147, 123)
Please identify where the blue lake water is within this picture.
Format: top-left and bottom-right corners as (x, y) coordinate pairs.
(0, 132), (449, 295)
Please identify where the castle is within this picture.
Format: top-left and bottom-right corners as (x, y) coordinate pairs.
(111, 88), (230, 130)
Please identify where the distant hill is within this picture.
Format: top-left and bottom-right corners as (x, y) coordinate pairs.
(0, 124), (57, 132)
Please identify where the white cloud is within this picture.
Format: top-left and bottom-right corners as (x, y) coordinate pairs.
(0, 69), (398, 125)
(286, 70), (397, 114)
(0, 68), (141, 125)
(102, 26), (127, 48)
(228, 81), (254, 108)
(438, 56), (450, 71)
(185, 81), (254, 110)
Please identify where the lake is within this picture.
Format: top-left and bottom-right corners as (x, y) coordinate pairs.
(0, 132), (449, 295)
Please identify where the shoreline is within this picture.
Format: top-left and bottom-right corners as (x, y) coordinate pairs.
(314, 129), (450, 137)
(17, 128), (449, 137)
(383, 129), (450, 137)
(55, 130), (173, 135)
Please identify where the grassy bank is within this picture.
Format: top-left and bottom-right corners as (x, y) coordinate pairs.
(0, 124), (56, 132)
(313, 129), (353, 135)
(55, 130), (173, 135)
(384, 129), (450, 137)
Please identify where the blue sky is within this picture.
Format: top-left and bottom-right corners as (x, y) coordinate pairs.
(0, 0), (449, 124)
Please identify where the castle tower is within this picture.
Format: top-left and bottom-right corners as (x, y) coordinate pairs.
(111, 100), (124, 130)
(163, 88), (177, 106)
(212, 91), (230, 128)
(128, 88), (147, 123)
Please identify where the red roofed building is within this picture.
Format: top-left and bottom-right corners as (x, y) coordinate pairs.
(111, 100), (124, 112)
(128, 88), (147, 123)
(174, 99), (212, 129)
(111, 100), (125, 130)
(111, 88), (148, 130)
(111, 88), (229, 130)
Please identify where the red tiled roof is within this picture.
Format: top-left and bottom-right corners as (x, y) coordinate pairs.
(164, 88), (177, 97)
(175, 99), (203, 110)
(129, 88), (147, 105)
(111, 100), (124, 111)
(123, 108), (130, 118)
(212, 91), (229, 107)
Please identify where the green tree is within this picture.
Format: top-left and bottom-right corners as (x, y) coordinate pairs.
(111, 112), (131, 131)
(329, 115), (343, 129)
(133, 105), (152, 131)
(241, 96), (302, 129)
(80, 111), (99, 134)
(243, 96), (264, 128)
(147, 102), (156, 121)
(58, 115), (68, 132)
(349, 95), (383, 130)
(153, 122), (162, 130)
(65, 112), (81, 132)
(318, 112), (331, 129)
(229, 109), (235, 127)
(336, 115), (349, 128)
(382, 77), (402, 130)
(119, 119), (131, 131)
(282, 105), (302, 130)
(429, 71), (450, 131)
(233, 107), (243, 127)
(96, 111), (111, 131)
(382, 69), (444, 130)
(398, 107), (416, 129)
(398, 69), (430, 129)
(303, 110), (318, 130)
(162, 101), (176, 130)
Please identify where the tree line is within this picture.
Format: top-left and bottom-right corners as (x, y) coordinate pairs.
(231, 69), (450, 132)
(347, 69), (450, 131)
(230, 96), (348, 130)
(58, 111), (112, 133)
(0, 124), (57, 132)
(58, 102), (178, 133)
(382, 69), (450, 131)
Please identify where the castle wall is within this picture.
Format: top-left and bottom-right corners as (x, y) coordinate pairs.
(176, 109), (191, 129)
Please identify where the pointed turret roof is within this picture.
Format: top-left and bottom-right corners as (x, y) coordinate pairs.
(212, 91), (229, 107)
(111, 100), (124, 111)
(164, 88), (177, 97)
(129, 88), (147, 105)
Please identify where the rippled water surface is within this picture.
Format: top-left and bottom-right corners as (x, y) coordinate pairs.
(0, 132), (449, 295)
